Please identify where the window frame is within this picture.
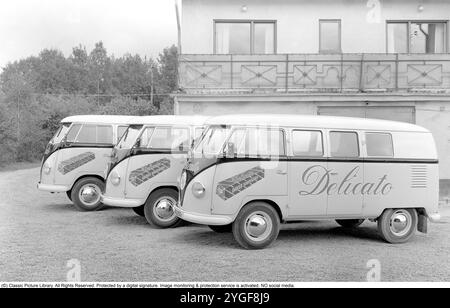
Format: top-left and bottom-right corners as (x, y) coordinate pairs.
(67, 124), (114, 145)
(329, 130), (360, 158)
(224, 126), (287, 158)
(291, 129), (325, 158)
(319, 19), (342, 54)
(386, 20), (449, 54)
(213, 19), (277, 55)
(146, 125), (191, 152)
(365, 132), (395, 158)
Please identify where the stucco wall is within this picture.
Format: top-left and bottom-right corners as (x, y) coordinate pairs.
(182, 0), (450, 54)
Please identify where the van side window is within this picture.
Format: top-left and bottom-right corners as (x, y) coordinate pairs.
(75, 125), (113, 144)
(366, 133), (394, 157)
(292, 130), (323, 157)
(66, 124), (82, 142)
(229, 128), (285, 157)
(149, 127), (190, 151)
(330, 131), (359, 158)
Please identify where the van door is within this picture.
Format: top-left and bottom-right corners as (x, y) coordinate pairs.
(125, 126), (190, 201)
(326, 131), (364, 216)
(55, 124), (114, 187)
(288, 130), (328, 217)
(211, 127), (288, 217)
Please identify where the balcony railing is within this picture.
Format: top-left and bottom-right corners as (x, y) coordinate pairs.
(179, 54), (450, 93)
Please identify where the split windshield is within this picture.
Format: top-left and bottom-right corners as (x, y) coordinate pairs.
(194, 126), (230, 155)
(116, 125), (144, 149)
(194, 125), (286, 157)
(50, 123), (71, 144)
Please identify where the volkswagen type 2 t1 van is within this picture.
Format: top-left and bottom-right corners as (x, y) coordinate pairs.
(101, 116), (208, 228)
(38, 115), (135, 211)
(175, 114), (441, 250)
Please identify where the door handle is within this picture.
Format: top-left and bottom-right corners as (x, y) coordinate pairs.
(276, 170), (287, 175)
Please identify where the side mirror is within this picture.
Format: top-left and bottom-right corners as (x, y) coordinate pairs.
(224, 142), (236, 158)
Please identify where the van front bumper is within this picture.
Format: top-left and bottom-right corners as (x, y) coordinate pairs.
(174, 203), (234, 226)
(428, 212), (441, 223)
(101, 195), (145, 208)
(37, 183), (70, 193)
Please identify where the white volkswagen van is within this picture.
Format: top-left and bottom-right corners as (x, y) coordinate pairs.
(175, 114), (441, 249)
(101, 116), (208, 228)
(38, 115), (135, 211)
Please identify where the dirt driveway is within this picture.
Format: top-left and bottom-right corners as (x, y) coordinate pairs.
(0, 167), (449, 282)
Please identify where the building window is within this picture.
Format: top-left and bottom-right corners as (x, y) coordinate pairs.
(319, 19), (342, 54)
(387, 21), (448, 53)
(214, 20), (276, 54)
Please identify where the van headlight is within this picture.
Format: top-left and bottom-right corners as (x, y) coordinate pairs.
(43, 162), (52, 175)
(110, 171), (121, 186)
(180, 171), (187, 190)
(192, 182), (205, 198)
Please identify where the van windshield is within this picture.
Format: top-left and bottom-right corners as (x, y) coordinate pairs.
(50, 123), (71, 144)
(194, 126), (230, 155)
(117, 125), (143, 149)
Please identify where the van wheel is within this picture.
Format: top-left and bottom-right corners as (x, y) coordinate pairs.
(336, 219), (365, 228)
(378, 209), (418, 244)
(71, 177), (105, 212)
(232, 202), (280, 250)
(144, 188), (181, 228)
(209, 224), (232, 233)
(132, 205), (145, 217)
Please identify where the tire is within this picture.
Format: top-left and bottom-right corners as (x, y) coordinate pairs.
(232, 202), (280, 250)
(71, 177), (105, 212)
(132, 205), (145, 217)
(336, 219), (365, 228)
(144, 188), (182, 228)
(378, 209), (418, 244)
(209, 224), (232, 233)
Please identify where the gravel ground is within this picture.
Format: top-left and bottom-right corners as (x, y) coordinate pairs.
(0, 167), (449, 282)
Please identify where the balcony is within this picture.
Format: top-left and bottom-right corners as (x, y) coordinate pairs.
(178, 54), (450, 94)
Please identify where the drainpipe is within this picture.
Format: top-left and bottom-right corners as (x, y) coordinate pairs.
(175, 0), (182, 54)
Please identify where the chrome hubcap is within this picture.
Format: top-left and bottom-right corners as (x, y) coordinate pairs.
(390, 210), (412, 237)
(79, 184), (101, 206)
(244, 211), (273, 242)
(153, 197), (176, 222)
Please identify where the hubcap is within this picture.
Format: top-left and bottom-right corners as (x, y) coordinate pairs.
(79, 184), (101, 206)
(389, 210), (412, 237)
(244, 211), (273, 242)
(153, 197), (176, 222)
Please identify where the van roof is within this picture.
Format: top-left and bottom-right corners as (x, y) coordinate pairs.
(204, 114), (430, 133)
(61, 115), (137, 125)
(61, 115), (209, 126)
(130, 115), (210, 126)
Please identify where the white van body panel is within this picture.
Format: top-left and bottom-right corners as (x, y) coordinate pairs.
(102, 117), (209, 208)
(176, 114), (440, 226)
(38, 116), (136, 193)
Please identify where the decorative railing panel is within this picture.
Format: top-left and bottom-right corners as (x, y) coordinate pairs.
(179, 54), (450, 92)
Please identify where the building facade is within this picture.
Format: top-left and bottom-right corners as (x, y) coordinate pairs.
(174, 0), (450, 191)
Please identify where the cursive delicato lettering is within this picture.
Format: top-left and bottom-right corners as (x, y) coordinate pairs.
(300, 165), (393, 196)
